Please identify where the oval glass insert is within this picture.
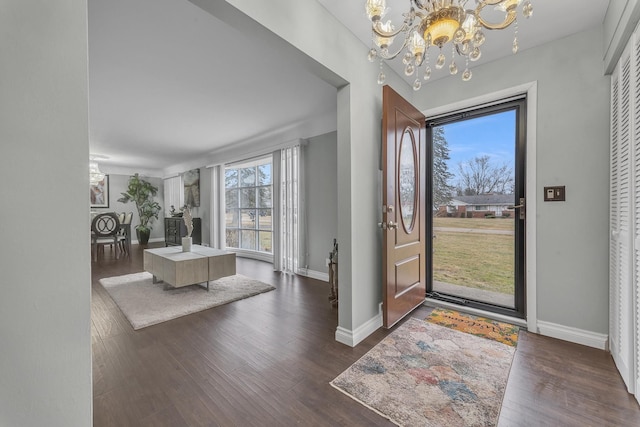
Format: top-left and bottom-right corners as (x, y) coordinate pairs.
(398, 128), (417, 232)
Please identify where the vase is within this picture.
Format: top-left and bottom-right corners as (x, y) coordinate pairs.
(182, 236), (192, 252)
(136, 228), (150, 245)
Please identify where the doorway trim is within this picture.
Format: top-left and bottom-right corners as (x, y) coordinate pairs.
(422, 81), (538, 332)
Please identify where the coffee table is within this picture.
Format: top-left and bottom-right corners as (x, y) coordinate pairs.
(143, 245), (236, 291)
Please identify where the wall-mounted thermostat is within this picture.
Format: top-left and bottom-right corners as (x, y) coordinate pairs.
(544, 186), (565, 202)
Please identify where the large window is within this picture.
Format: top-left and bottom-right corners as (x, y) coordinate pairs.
(225, 157), (272, 253)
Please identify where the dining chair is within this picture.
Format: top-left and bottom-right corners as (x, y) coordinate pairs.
(91, 212), (121, 261)
(118, 212), (133, 256)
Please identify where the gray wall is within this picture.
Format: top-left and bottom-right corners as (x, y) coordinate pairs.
(304, 132), (338, 273)
(412, 27), (611, 334)
(0, 0), (92, 425)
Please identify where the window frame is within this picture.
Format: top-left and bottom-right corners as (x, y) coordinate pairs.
(224, 156), (273, 257)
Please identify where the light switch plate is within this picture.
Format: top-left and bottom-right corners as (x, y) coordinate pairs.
(544, 186), (565, 202)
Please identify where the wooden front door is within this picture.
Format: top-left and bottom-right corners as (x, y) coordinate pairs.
(381, 85), (427, 328)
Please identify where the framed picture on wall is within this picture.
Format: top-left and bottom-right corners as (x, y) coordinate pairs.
(183, 168), (200, 207)
(90, 175), (109, 208)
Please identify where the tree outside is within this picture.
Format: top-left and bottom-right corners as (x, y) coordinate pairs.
(456, 155), (514, 196)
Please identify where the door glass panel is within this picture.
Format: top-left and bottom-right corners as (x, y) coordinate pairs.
(398, 128), (417, 232)
(432, 110), (517, 309)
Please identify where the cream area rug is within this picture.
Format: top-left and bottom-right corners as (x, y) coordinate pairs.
(331, 318), (516, 427)
(99, 272), (275, 330)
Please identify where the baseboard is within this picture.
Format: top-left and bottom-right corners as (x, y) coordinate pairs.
(335, 303), (383, 347)
(296, 268), (329, 282)
(537, 320), (609, 350)
(131, 237), (165, 245)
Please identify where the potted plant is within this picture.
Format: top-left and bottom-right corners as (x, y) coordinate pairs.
(117, 173), (162, 245)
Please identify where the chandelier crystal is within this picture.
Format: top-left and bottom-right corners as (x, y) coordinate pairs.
(89, 161), (105, 185)
(366, 0), (533, 90)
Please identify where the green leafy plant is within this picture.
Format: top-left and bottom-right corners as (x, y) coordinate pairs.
(117, 174), (161, 238)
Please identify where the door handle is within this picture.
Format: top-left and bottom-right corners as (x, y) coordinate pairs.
(507, 198), (526, 220)
(378, 220), (397, 230)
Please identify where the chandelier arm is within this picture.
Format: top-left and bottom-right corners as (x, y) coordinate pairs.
(372, 20), (413, 38)
(378, 36), (412, 60)
(474, 0), (517, 30)
(371, 19), (418, 37)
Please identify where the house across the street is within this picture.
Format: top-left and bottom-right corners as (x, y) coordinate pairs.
(438, 194), (515, 218)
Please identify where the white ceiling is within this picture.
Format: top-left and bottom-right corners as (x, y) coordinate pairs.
(317, 0), (610, 85)
(89, 0), (610, 174)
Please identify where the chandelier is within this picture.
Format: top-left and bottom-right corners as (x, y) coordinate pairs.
(89, 159), (105, 185)
(365, 0), (533, 90)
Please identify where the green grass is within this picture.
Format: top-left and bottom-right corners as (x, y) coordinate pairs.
(434, 217), (514, 231)
(432, 218), (514, 294)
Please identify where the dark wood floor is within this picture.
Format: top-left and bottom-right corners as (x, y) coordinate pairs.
(92, 243), (640, 426)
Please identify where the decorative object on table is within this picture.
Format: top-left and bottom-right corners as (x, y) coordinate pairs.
(117, 173), (161, 245)
(169, 205), (183, 217)
(99, 272), (275, 330)
(426, 308), (520, 347)
(183, 168), (200, 207)
(90, 174), (109, 208)
(364, 0), (533, 91)
(331, 317), (516, 427)
(328, 238), (338, 307)
(181, 205), (193, 252)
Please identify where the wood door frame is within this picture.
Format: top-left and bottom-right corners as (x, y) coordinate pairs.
(422, 82), (538, 330)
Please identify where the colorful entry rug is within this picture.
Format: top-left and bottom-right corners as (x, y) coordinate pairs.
(99, 272), (275, 330)
(426, 308), (520, 347)
(330, 318), (516, 427)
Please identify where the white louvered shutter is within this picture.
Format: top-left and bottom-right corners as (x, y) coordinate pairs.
(610, 33), (638, 398)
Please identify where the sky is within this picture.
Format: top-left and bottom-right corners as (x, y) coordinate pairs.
(438, 109), (516, 182)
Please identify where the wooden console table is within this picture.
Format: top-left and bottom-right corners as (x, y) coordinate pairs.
(143, 245), (235, 291)
(164, 217), (201, 246)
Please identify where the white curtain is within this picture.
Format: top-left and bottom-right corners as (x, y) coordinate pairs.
(279, 145), (302, 273)
(163, 175), (183, 214)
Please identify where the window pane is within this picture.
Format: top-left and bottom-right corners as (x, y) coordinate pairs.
(258, 163), (271, 185)
(241, 230), (256, 250)
(258, 187), (272, 208)
(240, 167), (256, 187)
(226, 229), (239, 248)
(225, 156), (272, 254)
(240, 188), (256, 208)
(258, 209), (272, 230)
(226, 189), (239, 209)
(259, 231), (272, 253)
(241, 209), (256, 228)
(225, 169), (238, 188)
(225, 209), (238, 227)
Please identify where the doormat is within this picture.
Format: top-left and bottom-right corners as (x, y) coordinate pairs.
(426, 308), (519, 347)
(330, 318), (516, 426)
